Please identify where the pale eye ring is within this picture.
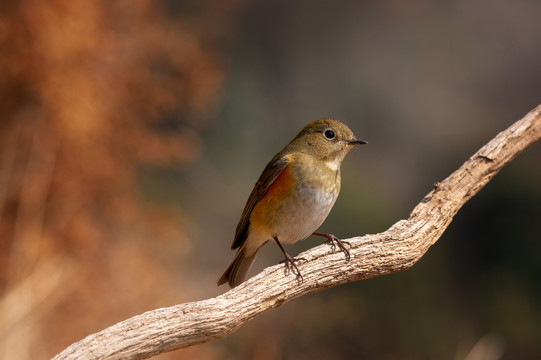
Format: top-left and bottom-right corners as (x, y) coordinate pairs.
(323, 129), (335, 139)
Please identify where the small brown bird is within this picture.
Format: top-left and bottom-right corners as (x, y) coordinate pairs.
(218, 119), (366, 287)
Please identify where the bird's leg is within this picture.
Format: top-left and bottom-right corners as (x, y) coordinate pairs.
(312, 232), (351, 261)
(272, 236), (306, 282)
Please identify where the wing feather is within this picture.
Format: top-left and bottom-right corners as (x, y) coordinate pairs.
(231, 153), (292, 249)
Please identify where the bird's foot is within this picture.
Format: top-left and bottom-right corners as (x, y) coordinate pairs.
(312, 232), (351, 261)
(279, 253), (307, 282)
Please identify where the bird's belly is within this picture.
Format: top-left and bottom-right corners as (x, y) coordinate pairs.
(258, 185), (338, 245)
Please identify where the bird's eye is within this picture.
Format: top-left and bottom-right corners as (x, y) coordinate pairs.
(324, 129), (335, 139)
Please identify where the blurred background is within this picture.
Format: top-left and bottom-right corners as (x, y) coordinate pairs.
(1, 1), (540, 359)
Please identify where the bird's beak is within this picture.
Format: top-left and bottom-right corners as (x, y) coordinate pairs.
(348, 139), (368, 145)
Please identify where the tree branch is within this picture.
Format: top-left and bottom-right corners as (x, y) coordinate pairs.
(54, 105), (541, 360)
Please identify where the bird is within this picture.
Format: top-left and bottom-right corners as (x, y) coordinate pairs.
(218, 119), (367, 287)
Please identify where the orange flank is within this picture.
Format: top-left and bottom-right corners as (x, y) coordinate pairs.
(250, 165), (296, 231)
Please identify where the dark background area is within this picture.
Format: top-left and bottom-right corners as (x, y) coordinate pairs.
(1, 1), (540, 359)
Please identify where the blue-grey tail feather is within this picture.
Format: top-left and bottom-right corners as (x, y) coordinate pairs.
(217, 246), (256, 288)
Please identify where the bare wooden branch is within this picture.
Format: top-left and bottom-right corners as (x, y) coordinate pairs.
(54, 105), (541, 360)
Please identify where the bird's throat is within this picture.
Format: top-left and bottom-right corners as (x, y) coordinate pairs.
(324, 158), (342, 171)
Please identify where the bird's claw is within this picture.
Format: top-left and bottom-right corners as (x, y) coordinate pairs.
(279, 254), (307, 282)
(321, 234), (351, 261)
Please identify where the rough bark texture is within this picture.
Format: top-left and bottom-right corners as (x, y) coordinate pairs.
(54, 105), (541, 360)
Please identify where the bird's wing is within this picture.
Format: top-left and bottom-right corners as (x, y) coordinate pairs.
(231, 152), (293, 249)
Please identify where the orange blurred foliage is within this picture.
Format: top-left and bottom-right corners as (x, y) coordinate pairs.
(0, 1), (241, 359)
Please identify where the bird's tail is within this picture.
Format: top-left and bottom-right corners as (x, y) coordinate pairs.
(217, 245), (257, 288)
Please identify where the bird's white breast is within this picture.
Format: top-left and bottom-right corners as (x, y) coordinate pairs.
(273, 184), (338, 244)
